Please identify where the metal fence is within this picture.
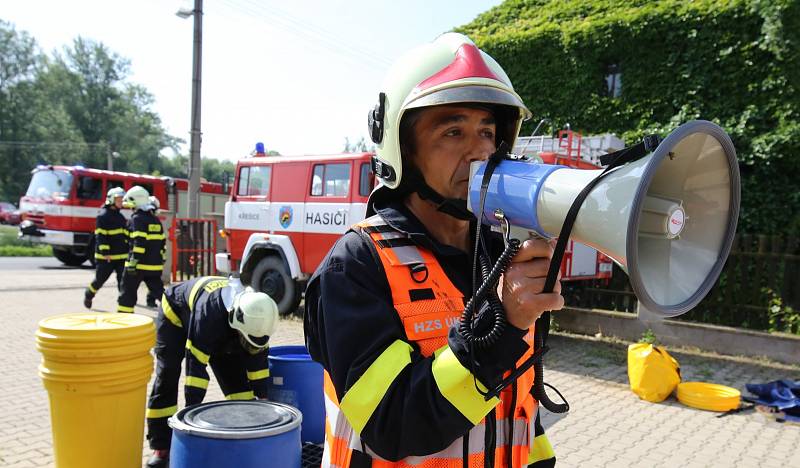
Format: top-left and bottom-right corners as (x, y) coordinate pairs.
(563, 234), (800, 334)
(170, 218), (218, 282)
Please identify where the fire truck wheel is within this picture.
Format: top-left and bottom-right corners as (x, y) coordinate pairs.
(52, 247), (88, 267)
(251, 256), (300, 316)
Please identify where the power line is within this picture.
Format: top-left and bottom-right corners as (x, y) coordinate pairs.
(218, 0), (392, 70)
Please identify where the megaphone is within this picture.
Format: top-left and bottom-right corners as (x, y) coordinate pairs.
(468, 120), (740, 318)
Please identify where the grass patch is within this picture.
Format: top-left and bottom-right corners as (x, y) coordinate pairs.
(0, 245), (53, 256)
(0, 225), (52, 256)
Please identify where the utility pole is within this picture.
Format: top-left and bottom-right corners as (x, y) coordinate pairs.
(178, 0), (203, 219)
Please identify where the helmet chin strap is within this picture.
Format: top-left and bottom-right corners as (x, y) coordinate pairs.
(403, 168), (474, 221)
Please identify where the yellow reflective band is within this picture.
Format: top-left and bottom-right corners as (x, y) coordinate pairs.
(188, 277), (226, 312)
(431, 347), (499, 425)
(247, 369), (270, 381)
(88, 285), (97, 293)
(96, 253), (127, 260)
(136, 264), (164, 271)
(98, 244), (110, 250)
(162, 296), (182, 327)
(129, 231), (147, 238)
(132, 246), (146, 254)
(529, 433), (555, 464)
(148, 223), (162, 232)
(146, 405), (178, 419)
(95, 228), (126, 235)
(185, 376), (209, 389)
(117, 305), (135, 313)
(226, 391), (255, 400)
(340, 340), (413, 434)
(146, 233), (166, 240)
(186, 340), (210, 364)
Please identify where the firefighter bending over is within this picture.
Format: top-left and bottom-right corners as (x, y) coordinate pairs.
(84, 187), (128, 309)
(117, 185), (165, 313)
(145, 276), (278, 468)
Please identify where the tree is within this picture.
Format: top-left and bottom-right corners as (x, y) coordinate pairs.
(343, 136), (373, 153)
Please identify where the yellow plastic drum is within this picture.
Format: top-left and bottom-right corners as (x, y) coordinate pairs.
(36, 313), (155, 468)
(676, 382), (741, 412)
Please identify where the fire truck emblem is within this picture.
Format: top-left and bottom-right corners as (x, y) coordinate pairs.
(279, 206), (293, 229)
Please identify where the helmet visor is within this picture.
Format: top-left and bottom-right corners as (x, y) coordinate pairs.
(405, 85), (531, 120)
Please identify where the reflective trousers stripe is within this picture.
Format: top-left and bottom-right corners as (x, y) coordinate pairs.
(117, 305), (134, 313)
(88, 285), (97, 293)
(226, 391), (255, 400)
(185, 376), (209, 389)
(98, 244), (110, 250)
(247, 369), (270, 380)
(96, 253), (127, 260)
(146, 405), (178, 419)
(135, 263), (163, 271)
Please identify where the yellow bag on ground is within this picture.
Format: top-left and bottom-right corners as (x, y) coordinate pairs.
(627, 343), (681, 402)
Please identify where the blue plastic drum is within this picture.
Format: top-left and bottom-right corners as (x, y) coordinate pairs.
(168, 400), (301, 468)
(267, 345), (325, 444)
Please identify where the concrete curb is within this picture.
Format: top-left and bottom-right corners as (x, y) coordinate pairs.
(555, 307), (800, 365)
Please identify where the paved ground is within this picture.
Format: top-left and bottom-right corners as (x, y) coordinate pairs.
(0, 258), (798, 467)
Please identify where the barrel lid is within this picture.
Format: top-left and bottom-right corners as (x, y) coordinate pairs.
(38, 313), (153, 334)
(169, 401), (302, 439)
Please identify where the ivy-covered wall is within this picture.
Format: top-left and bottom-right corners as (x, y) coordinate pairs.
(456, 0), (800, 235)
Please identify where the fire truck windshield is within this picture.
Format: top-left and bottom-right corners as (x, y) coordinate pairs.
(25, 169), (73, 199)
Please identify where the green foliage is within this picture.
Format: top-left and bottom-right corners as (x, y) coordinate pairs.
(0, 225), (51, 256)
(457, 0), (800, 235)
(0, 21), (182, 201)
(638, 328), (657, 344)
(0, 245), (52, 257)
(765, 287), (800, 335)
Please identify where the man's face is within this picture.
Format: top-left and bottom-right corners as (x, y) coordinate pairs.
(408, 105), (497, 200)
(113, 196), (123, 209)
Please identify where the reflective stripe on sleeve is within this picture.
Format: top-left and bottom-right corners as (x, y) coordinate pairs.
(132, 246), (146, 254)
(226, 391), (255, 400)
(185, 376), (209, 389)
(130, 232), (166, 240)
(247, 369), (270, 381)
(431, 347), (499, 425)
(146, 405), (178, 419)
(529, 433), (555, 464)
(95, 228), (126, 235)
(186, 340), (210, 364)
(117, 305), (135, 313)
(161, 296), (183, 327)
(339, 340), (413, 434)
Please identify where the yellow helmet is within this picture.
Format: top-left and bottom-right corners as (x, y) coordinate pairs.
(368, 32), (531, 190)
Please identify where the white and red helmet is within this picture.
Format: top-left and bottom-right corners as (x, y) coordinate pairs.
(368, 33), (531, 190)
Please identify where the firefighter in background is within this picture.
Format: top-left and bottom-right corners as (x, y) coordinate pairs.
(145, 195), (162, 308)
(145, 277), (278, 468)
(117, 186), (166, 313)
(83, 187), (128, 309)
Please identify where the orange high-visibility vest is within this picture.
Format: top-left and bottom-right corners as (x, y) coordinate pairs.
(322, 215), (538, 468)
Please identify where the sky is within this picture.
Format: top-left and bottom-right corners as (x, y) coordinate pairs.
(3, 0), (503, 162)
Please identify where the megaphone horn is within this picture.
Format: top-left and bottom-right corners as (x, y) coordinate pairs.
(468, 120), (740, 318)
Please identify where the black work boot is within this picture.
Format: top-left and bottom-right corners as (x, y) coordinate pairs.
(146, 449), (169, 468)
(83, 292), (93, 309)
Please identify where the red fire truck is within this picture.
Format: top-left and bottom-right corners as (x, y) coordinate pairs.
(216, 151), (374, 315)
(18, 165), (228, 266)
(218, 130), (618, 316)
